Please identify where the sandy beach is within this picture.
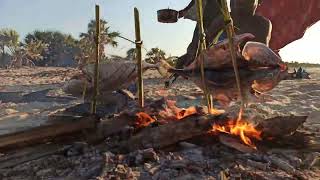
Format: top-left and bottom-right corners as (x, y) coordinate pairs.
(0, 66), (319, 179)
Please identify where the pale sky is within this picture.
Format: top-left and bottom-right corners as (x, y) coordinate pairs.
(0, 0), (319, 63)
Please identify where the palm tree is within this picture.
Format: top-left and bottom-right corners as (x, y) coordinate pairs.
(79, 19), (120, 64)
(74, 38), (92, 67)
(24, 40), (48, 62)
(10, 40), (47, 68)
(25, 31), (78, 66)
(126, 48), (136, 60)
(0, 29), (19, 56)
(145, 47), (166, 64)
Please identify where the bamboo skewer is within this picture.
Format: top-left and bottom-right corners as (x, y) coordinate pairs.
(219, 0), (245, 119)
(134, 7), (144, 108)
(195, 0), (213, 113)
(91, 5), (100, 114)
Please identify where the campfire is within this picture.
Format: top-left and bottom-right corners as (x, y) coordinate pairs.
(132, 88), (262, 150)
(134, 97), (262, 149)
(125, 95), (307, 154)
(90, 96), (314, 179)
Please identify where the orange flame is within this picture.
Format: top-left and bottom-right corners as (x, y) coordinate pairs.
(212, 112), (262, 149)
(135, 112), (156, 128)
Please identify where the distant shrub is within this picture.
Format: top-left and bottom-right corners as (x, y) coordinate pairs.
(286, 61), (320, 68)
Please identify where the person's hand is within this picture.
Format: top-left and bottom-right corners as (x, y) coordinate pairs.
(178, 9), (187, 18)
(178, 0), (195, 18)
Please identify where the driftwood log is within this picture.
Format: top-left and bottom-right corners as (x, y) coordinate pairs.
(0, 115), (99, 150)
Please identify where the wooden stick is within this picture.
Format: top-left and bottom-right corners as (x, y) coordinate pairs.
(195, 0), (213, 113)
(91, 4), (100, 114)
(219, 0), (244, 119)
(134, 7), (144, 108)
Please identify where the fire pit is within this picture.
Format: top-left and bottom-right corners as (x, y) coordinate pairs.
(95, 97), (317, 179)
(1, 94), (319, 179)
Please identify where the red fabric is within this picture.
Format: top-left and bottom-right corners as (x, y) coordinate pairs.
(256, 0), (320, 50)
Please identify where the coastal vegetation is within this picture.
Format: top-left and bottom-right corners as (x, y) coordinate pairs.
(0, 19), (120, 68)
(287, 61), (320, 68)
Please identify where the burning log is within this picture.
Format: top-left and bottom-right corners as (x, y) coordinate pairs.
(212, 119), (262, 149)
(213, 115), (308, 151)
(120, 114), (228, 152)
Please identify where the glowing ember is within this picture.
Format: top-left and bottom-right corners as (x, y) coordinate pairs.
(209, 108), (225, 116)
(135, 112), (155, 128)
(212, 119), (262, 149)
(176, 106), (197, 120)
(159, 100), (198, 121)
